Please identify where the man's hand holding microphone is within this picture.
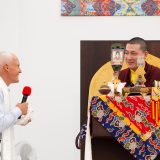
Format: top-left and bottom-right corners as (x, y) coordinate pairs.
(16, 86), (33, 125)
(16, 103), (28, 116)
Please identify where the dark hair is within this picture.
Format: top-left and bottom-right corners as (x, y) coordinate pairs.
(127, 37), (147, 51)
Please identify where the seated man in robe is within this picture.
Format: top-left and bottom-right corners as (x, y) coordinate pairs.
(119, 37), (160, 87)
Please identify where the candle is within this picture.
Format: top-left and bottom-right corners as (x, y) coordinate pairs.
(156, 102), (158, 124)
(158, 100), (160, 123)
(152, 100), (155, 119)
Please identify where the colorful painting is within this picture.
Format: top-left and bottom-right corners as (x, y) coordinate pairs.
(61, 0), (160, 16)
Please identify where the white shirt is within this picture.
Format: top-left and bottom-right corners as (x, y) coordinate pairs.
(0, 77), (22, 134)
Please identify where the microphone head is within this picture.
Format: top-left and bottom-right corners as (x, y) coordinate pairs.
(22, 86), (31, 96)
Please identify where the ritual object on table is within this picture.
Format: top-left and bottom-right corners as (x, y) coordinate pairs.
(135, 55), (146, 87)
(122, 87), (151, 97)
(98, 80), (111, 95)
(111, 43), (124, 80)
(98, 43), (125, 96)
(151, 80), (160, 125)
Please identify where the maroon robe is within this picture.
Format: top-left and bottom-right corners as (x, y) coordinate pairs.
(119, 62), (160, 87)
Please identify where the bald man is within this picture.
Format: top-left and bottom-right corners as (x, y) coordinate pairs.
(0, 51), (29, 160)
(0, 52), (28, 132)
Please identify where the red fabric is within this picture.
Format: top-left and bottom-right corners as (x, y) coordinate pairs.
(106, 96), (157, 134)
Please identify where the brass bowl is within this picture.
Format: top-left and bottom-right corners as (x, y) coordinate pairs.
(98, 85), (111, 95)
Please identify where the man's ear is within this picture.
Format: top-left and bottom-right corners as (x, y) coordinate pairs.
(3, 64), (9, 71)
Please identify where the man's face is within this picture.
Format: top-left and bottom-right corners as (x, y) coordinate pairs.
(7, 56), (22, 84)
(125, 43), (147, 71)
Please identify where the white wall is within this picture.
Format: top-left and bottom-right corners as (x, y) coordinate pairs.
(1, 0), (160, 160)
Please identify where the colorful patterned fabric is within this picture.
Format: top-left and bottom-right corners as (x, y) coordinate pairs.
(61, 0), (160, 16)
(90, 96), (160, 160)
(106, 96), (157, 137)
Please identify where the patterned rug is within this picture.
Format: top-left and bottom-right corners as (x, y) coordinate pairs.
(61, 0), (160, 16)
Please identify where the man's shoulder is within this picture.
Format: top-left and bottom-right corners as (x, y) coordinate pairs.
(148, 63), (160, 72)
(146, 63), (160, 82)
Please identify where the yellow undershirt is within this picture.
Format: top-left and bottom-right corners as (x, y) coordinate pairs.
(130, 69), (137, 85)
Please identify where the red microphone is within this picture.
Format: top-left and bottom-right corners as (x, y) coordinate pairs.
(18, 86), (32, 119)
(21, 86), (32, 103)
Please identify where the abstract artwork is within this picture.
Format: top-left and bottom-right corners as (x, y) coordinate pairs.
(61, 0), (160, 16)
